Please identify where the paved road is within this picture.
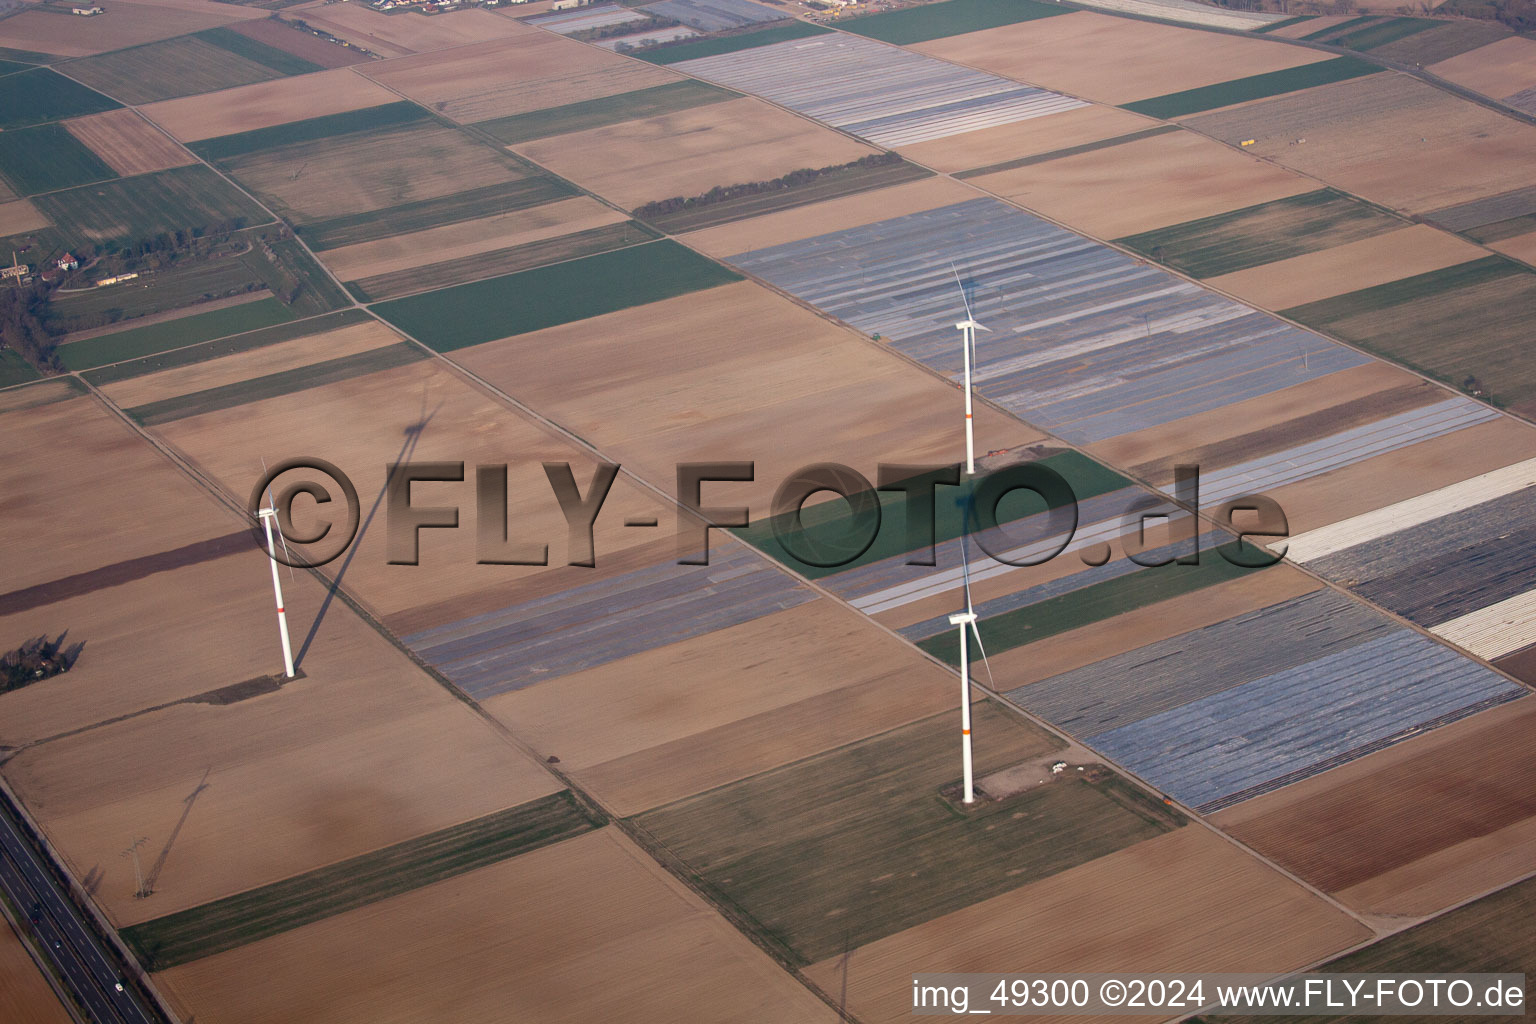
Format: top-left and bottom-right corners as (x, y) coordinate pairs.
(0, 800), (159, 1024)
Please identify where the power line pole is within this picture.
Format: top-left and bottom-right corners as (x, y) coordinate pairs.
(122, 837), (149, 899)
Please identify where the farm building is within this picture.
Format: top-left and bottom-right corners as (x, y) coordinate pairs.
(56, 253), (78, 271)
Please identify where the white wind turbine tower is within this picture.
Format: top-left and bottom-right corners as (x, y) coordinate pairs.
(951, 263), (990, 476)
(257, 466), (297, 679)
(948, 497), (997, 805)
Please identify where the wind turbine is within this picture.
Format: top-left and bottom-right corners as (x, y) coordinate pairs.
(951, 263), (990, 475)
(948, 495), (997, 804)
(257, 462), (296, 679)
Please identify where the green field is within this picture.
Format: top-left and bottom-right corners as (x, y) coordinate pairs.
(125, 341), (428, 425)
(1199, 873), (1536, 1023)
(922, 543), (1270, 665)
(48, 227), (344, 334)
(1298, 14), (1375, 40)
(0, 58), (37, 77)
(840, 0), (1065, 44)
(1122, 57), (1380, 119)
(637, 159), (934, 234)
(299, 178), (577, 251)
(634, 703), (1183, 965)
(121, 791), (604, 970)
(62, 32), (300, 106)
(1115, 188), (1404, 279)
(735, 451), (1129, 580)
(0, 68), (119, 130)
(1466, 215), (1536, 244)
(634, 21), (830, 64)
(1253, 15), (1314, 32)
(0, 123), (116, 196)
(197, 26), (325, 76)
(477, 80), (739, 144)
(1282, 256), (1536, 410)
(58, 298), (295, 371)
(50, 258), (271, 330)
(374, 240), (741, 352)
(345, 219), (660, 302)
(958, 125), (1178, 179)
(1330, 16), (1439, 50)
(33, 165), (271, 246)
(82, 308), (373, 385)
(0, 349), (42, 387)
(190, 101), (431, 161)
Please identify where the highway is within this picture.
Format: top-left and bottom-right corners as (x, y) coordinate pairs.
(0, 796), (160, 1024)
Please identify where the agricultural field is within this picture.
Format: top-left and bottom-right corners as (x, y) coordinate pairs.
(0, 68), (118, 130)
(30, 164), (269, 246)
(839, 0), (1066, 44)
(0, 123), (117, 197)
(1423, 184), (1536, 243)
(1122, 56), (1380, 119)
(139, 69), (400, 143)
(343, 219), (658, 302)
(0, 0), (255, 58)
(451, 278), (1040, 512)
(114, 336), (679, 637)
(292, 4), (523, 59)
(1282, 256), (1536, 412)
(225, 17), (374, 69)
(63, 109), (195, 178)
(1430, 35), (1536, 102)
(1212, 685), (1536, 918)
(374, 239), (741, 351)
(80, 309), (377, 388)
(969, 128), (1316, 237)
(1183, 74), (1536, 214)
(122, 791), (604, 969)
(675, 174), (977, 257)
(1115, 188), (1405, 279)
(0, 198), (48, 237)
(202, 106), (574, 249)
(514, 96), (876, 210)
(0, 919), (70, 1024)
(671, 34), (1085, 149)
(480, 596), (959, 816)
(56, 298), (295, 372)
(0, 391), (567, 932)
(730, 197), (1366, 445)
(900, 104), (1160, 175)
(1202, 224), (1486, 309)
(1282, 459), (1536, 654)
(475, 80), (738, 144)
(316, 194), (634, 297)
(633, 20), (830, 64)
(155, 829), (838, 1024)
(1008, 588), (1524, 811)
(912, 11), (1332, 105)
(360, 31), (682, 124)
(635, 702), (1184, 965)
(61, 30), (319, 106)
(8, 0), (1536, 1018)
(1204, 836), (1536, 1024)
(810, 826), (1368, 1023)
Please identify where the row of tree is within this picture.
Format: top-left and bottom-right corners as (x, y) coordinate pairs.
(634, 152), (906, 219)
(1, 634), (83, 693)
(0, 283), (61, 373)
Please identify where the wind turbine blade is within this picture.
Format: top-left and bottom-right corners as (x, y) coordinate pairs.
(969, 618), (998, 693)
(274, 517), (297, 582)
(950, 260), (974, 323)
